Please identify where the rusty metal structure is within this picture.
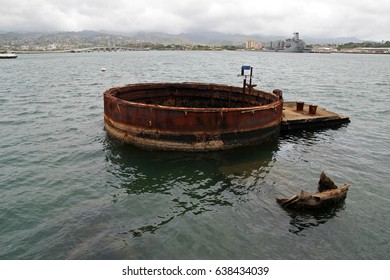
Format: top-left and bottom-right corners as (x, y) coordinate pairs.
(104, 82), (283, 151)
(277, 172), (350, 210)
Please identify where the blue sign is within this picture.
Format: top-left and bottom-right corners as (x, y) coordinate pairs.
(241, 65), (251, 75)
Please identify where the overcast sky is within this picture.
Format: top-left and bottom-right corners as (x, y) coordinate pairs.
(0, 0), (389, 41)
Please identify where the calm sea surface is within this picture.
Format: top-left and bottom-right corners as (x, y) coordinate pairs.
(1, 51), (389, 259)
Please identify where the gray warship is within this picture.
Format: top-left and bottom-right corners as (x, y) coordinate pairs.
(266, 32), (308, 52)
(281, 32), (306, 52)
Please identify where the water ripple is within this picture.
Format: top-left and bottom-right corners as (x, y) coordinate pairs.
(1, 52), (389, 259)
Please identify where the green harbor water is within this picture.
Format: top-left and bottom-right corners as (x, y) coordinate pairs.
(0, 51), (389, 259)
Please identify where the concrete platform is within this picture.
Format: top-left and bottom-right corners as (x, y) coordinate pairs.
(281, 101), (350, 132)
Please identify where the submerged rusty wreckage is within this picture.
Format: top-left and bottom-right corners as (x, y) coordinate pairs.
(277, 172), (350, 210)
(104, 66), (284, 151)
(103, 66), (349, 151)
(103, 67), (351, 210)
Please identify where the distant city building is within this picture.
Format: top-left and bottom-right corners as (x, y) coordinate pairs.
(246, 40), (262, 50)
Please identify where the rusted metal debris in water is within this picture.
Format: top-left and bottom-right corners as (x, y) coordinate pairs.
(276, 172), (350, 210)
(281, 101), (350, 132)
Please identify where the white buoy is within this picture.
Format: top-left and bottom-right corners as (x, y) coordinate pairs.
(101, 67), (106, 72)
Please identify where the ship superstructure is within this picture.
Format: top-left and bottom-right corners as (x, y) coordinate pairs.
(264, 32), (307, 52)
(282, 32), (306, 52)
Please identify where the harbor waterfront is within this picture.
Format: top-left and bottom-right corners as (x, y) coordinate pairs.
(0, 51), (389, 259)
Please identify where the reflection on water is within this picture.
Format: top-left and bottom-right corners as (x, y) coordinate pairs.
(103, 136), (279, 237)
(279, 125), (349, 147)
(1, 52), (389, 259)
(285, 202), (346, 236)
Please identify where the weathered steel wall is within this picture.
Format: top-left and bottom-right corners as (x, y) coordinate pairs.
(104, 83), (283, 151)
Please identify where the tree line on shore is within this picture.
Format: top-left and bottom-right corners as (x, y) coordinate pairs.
(337, 41), (390, 49)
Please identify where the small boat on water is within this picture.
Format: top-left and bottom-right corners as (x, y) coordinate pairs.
(0, 53), (17, 59)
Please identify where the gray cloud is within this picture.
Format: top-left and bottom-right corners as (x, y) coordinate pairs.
(0, 0), (389, 40)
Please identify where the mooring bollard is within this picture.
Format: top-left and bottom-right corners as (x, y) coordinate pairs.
(296, 101), (304, 111)
(309, 104), (318, 115)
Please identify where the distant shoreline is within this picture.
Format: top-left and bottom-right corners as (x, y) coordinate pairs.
(11, 49), (390, 55)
